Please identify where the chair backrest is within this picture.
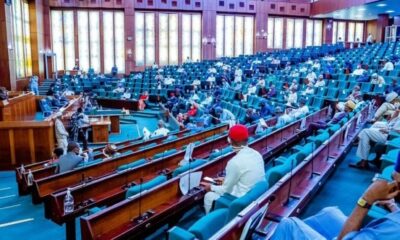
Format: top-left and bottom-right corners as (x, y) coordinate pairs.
(266, 163), (291, 187)
(117, 158), (147, 172)
(125, 175), (167, 198)
(227, 181), (268, 221)
(153, 149), (178, 159)
(172, 159), (207, 177)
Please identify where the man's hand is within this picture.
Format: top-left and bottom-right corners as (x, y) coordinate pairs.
(363, 180), (399, 205)
(214, 177), (224, 185)
(200, 182), (211, 192)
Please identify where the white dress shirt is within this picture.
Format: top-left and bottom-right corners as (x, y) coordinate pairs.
(211, 146), (266, 197)
(151, 127), (170, 138)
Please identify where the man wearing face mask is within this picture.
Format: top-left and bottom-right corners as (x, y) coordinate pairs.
(56, 141), (93, 173)
(200, 124), (265, 214)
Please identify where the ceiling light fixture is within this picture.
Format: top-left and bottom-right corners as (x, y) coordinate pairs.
(377, 3), (387, 7)
(386, 10), (395, 13)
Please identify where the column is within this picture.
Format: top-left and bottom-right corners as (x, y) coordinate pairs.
(376, 14), (389, 42)
(254, 1), (268, 52)
(202, 0), (217, 60)
(0, 3), (15, 90)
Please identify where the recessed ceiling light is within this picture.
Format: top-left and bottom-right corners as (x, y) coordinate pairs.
(386, 10), (395, 13)
(358, 8), (366, 11)
(377, 3), (387, 7)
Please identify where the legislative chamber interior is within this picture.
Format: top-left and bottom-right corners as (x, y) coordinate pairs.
(1, 0), (400, 239)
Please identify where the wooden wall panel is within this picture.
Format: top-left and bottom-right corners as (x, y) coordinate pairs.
(0, 121), (54, 170)
(33, 127), (55, 164)
(0, 129), (12, 169)
(13, 129), (32, 165)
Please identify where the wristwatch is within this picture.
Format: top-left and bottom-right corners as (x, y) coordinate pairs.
(357, 197), (372, 209)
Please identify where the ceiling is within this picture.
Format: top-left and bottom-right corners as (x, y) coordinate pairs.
(313, 0), (400, 21)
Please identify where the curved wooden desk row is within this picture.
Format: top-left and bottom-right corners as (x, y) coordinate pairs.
(44, 117), (282, 225)
(30, 124), (229, 204)
(211, 104), (370, 240)
(15, 128), (189, 195)
(0, 96), (82, 170)
(77, 108), (328, 240)
(0, 92), (36, 121)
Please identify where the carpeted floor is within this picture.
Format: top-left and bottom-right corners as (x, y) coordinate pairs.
(300, 146), (375, 218)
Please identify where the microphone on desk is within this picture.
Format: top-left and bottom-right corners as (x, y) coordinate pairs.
(136, 177), (144, 223)
(284, 157), (295, 206)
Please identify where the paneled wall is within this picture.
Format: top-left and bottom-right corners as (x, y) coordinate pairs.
(2, 0), (387, 90)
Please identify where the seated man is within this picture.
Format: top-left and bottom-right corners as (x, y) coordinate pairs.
(381, 58), (394, 72)
(215, 106), (235, 124)
(111, 65), (118, 76)
(271, 164), (400, 240)
(371, 92), (399, 122)
(259, 101), (274, 118)
(102, 144), (121, 159)
(151, 120), (170, 138)
(200, 124), (266, 213)
(352, 64), (366, 76)
(370, 73), (385, 85)
(292, 98), (309, 118)
(308, 100), (355, 135)
(352, 108), (400, 169)
(275, 107), (294, 127)
(242, 108), (260, 125)
(57, 142), (93, 173)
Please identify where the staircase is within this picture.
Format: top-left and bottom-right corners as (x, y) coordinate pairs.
(38, 79), (53, 96)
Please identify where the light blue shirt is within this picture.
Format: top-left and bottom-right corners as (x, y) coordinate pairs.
(344, 211), (400, 240)
(271, 208), (400, 240)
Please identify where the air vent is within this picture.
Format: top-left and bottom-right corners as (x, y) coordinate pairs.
(219, 1), (224, 7)
(195, 1), (200, 7)
(270, 4), (275, 9)
(300, 8), (305, 13)
(249, 4), (254, 10)
(185, 0), (190, 4)
(280, 6), (284, 12)
(148, 0), (153, 5)
(172, 0), (177, 6)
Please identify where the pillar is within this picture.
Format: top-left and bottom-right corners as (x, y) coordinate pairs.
(376, 14), (389, 42)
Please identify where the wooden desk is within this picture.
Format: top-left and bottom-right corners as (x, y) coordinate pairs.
(0, 92), (36, 121)
(89, 117), (111, 143)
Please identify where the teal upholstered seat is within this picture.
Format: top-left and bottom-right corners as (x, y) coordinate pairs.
(117, 158), (147, 172)
(380, 149), (400, 171)
(386, 137), (400, 151)
(208, 146), (233, 160)
(125, 175), (167, 198)
(265, 161), (292, 187)
(379, 165), (394, 181)
(138, 142), (157, 150)
(153, 149), (178, 159)
(75, 159), (102, 168)
(168, 181), (268, 240)
(172, 159), (207, 177)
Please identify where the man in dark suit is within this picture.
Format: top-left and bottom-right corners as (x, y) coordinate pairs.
(57, 142), (92, 173)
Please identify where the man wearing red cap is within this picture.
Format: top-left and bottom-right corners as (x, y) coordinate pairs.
(200, 124), (266, 214)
